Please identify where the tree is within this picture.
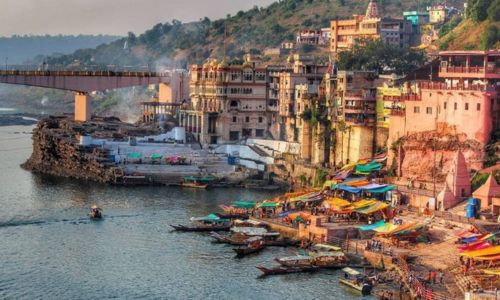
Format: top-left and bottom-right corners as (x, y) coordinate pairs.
(466, 0), (490, 22)
(336, 39), (426, 75)
(488, 0), (500, 22)
(480, 25), (499, 50)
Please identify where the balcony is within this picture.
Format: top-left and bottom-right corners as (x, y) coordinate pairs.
(417, 81), (497, 92)
(389, 108), (405, 116)
(439, 66), (500, 80)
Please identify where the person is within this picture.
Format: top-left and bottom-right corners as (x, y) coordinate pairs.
(438, 270), (444, 284)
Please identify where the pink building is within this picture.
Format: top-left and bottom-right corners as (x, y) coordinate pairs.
(388, 50), (500, 172)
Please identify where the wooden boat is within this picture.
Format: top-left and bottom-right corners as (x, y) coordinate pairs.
(233, 237), (265, 257)
(264, 238), (300, 247)
(210, 232), (249, 245)
(172, 176), (216, 189)
(339, 267), (372, 296)
(170, 224), (230, 232)
(275, 255), (314, 267)
(256, 265), (319, 276)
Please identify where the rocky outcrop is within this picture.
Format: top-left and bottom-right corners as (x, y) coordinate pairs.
(395, 126), (483, 182)
(22, 116), (159, 183)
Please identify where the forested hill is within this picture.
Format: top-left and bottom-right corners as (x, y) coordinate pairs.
(46, 0), (465, 69)
(0, 35), (121, 65)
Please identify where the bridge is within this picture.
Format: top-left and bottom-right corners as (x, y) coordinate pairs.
(0, 70), (171, 122)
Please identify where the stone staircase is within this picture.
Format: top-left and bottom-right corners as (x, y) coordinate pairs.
(453, 269), (482, 295)
(248, 144), (270, 158)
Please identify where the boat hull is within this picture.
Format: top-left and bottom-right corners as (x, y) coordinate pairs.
(339, 279), (372, 295)
(170, 224), (230, 232)
(256, 266), (319, 276)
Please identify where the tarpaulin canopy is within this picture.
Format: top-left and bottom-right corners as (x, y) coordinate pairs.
(352, 199), (377, 209)
(482, 269), (500, 275)
(355, 201), (389, 215)
(190, 214), (227, 223)
(378, 222), (417, 236)
(335, 184), (361, 193)
(257, 201), (279, 208)
(458, 242), (492, 252)
(345, 180), (370, 187)
(373, 223), (399, 233)
(233, 201), (257, 209)
(358, 220), (386, 231)
(460, 245), (500, 258)
(355, 162), (382, 174)
(127, 152), (142, 158)
(183, 176), (215, 182)
(290, 191), (323, 202)
(278, 210), (296, 217)
(474, 254), (500, 261)
(364, 185), (395, 194)
(151, 153), (162, 160)
(323, 198), (351, 209)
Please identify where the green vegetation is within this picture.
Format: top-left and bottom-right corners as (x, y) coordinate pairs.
(336, 39), (426, 75)
(483, 130), (500, 168)
(314, 168), (329, 187)
(439, 33), (456, 50)
(479, 25), (500, 50)
(466, 0), (492, 23)
(44, 0), (461, 68)
(438, 16), (463, 38)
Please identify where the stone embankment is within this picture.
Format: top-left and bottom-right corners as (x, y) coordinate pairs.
(22, 116), (159, 183)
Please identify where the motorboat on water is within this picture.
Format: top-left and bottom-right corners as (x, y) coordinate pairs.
(89, 205), (102, 219)
(339, 267), (372, 295)
(171, 214), (231, 232)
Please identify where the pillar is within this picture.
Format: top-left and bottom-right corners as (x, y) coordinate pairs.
(75, 92), (91, 122)
(158, 83), (172, 103)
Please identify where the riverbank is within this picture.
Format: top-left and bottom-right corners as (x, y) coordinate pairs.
(22, 116), (284, 188)
(0, 113), (40, 126)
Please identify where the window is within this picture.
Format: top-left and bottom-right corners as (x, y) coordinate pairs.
(426, 107), (432, 114)
(258, 117), (263, 123)
(454, 102), (457, 110)
(414, 106), (420, 114)
(232, 116), (237, 123)
(245, 116), (250, 123)
(477, 103), (481, 111)
(255, 129), (264, 137)
(465, 103), (469, 110)
(444, 102), (447, 109)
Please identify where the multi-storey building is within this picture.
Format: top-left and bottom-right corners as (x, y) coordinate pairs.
(296, 29), (331, 45)
(388, 50), (500, 190)
(180, 56), (278, 144)
(277, 54), (327, 143)
(332, 70), (383, 165)
(389, 50), (500, 151)
(330, 0), (413, 54)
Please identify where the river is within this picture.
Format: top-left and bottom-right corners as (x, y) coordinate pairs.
(0, 125), (370, 299)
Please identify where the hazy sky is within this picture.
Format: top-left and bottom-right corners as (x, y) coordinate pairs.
(0, 0), (276, 37)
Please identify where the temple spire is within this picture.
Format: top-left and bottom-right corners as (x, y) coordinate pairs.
(365, 0), (379, 19)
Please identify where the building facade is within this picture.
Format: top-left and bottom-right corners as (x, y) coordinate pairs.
(330, 0), (413, 55)
(388, 50), (500, 172)
(180, 57), (278, 144)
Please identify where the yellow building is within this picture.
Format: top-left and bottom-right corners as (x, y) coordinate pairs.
(427, 5), (447, 24)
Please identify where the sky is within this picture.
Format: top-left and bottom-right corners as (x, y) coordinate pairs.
(0, 0), (276, 37)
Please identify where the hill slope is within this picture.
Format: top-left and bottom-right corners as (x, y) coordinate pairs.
(46, 0), (465, 69)
(0, 35), (121, 65)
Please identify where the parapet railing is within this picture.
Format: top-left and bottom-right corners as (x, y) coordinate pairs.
(0, 70), (169, 77)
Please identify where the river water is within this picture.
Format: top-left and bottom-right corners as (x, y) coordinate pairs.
(0, 125), (370, 300)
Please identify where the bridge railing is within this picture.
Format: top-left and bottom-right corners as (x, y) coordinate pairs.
(0, 69), (170, 78)
(0, 64), (170, 74)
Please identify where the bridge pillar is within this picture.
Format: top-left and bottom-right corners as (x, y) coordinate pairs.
(158, 83), (172, 103)
(75, 92), (91, 122)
